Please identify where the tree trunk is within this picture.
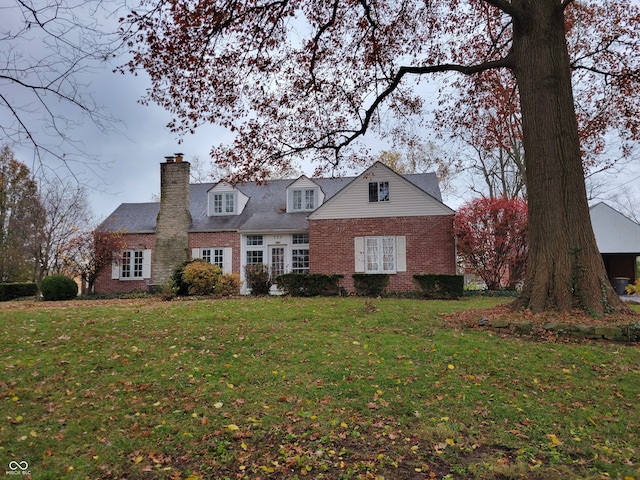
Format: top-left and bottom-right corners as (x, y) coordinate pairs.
(511, 0), (624, 314)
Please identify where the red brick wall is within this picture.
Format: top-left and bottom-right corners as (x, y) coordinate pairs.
(94, 233), (156, 294)
(309, 216), (456, 292)
(95, 231), (243, 294)
(189, 232), (241, 272)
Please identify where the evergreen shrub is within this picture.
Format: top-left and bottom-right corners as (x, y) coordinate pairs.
(0, 283), (38, 301)
(352, 274), (389, 297)
(40, 275), (78, 301)
(413, 274), (464, 299)
(275, 273), (343, 296)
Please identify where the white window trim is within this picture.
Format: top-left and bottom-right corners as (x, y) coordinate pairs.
(289, 188), (318, 212)
(369, 181), (390, 203)
(111, 249), (151, 280)
(354, 236), (406, 273)
(209, 191), (237, 215)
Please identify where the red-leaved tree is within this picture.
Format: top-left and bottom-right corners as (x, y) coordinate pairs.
(456, 197), (528, 291)
(60, 230), (126, 295)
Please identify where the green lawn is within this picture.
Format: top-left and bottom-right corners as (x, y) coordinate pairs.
(1, 296), (638, 479)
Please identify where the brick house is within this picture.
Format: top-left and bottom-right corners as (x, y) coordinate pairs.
(94, 156), (456, 294)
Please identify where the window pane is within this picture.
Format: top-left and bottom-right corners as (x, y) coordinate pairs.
(201, 248), (212, 263)
(305, 189), (315, 210)
(292, 249), (309, 273)
(293, 190), (302, 210)
(246, 235), (263, 246)
(121, 251), (131, 278)
(292, 233), (309, 244)
(366, 238), (379, 271)
(382, 237), (395, 271)
(213, 249), (224, 268)
(133, 251), (144, 277)
(364, 237), (395, 273)
(271, 247), (285, 277)
(246, 250), (263, 265)
(368, 182), (379, 202)
(379, 182), (389, 202)
(214, 193), (222, 213)
(225, 193), (234, 213)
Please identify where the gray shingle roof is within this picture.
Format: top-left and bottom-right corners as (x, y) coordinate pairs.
(98, 173), (443, 234)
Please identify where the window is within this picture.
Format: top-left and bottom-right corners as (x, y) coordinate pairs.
(112, 249), (151, 280)
(193, 247), (232, 274)
(292, 249), (310, 273)
(291, 188), (316, 211)
(292, 233), (309, 244)
(246, 250), (264, 265)
(291, 232), (310, 273)
(121, 250), (144, 278)
(201, 248), (224, 269)
(246, 235), (264, 246)
(369, 181), (390, 202)
(365, 237), (396, 273)
(211, 192), (235, 214)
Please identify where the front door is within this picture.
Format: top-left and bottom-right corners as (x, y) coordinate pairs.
(269, 246), (285, 278)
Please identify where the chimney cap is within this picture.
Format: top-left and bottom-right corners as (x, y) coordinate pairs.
(164, 155), (175, 163)
(174, 152), (184, 162)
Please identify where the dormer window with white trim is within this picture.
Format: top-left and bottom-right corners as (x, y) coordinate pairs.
(286, 177), (324, 213)
(291, 188), (317, 211)
(209, 191), (236, 215)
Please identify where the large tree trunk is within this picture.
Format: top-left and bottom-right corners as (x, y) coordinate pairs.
(511, 0), (624, 314)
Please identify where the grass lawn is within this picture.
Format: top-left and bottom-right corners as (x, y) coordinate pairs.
(1, 296), (638, 480)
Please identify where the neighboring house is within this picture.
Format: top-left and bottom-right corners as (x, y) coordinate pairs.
(590, 202), (640, 287)
(95, 156), (456, 294)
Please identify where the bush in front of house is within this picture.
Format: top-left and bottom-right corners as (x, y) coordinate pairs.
(0, 282), (38, 301)
(352, 274), (390, 297)
(413, 274), (464, 299)
(40, 275), (78, 301)
(171, 260), (192, 296)
(215, 273), (242, 297)
(182, 261), (222, 295)
(275, 273), (344, 297)
(244, 264), (272, 295)
(171, 260), (242, 297)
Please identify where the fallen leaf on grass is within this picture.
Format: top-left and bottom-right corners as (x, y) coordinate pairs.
(547, 433), (562, 446)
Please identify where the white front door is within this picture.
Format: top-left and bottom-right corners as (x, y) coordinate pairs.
(269, 246), (286, 278)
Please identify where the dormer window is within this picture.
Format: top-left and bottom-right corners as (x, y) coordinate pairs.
(369, 181), (389, 202)
(210, 191), (236, 215)
(292, 188), (317, 211)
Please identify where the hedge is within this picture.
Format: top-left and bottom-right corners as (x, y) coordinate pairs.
(0, 283), (38, 301)
(413, 274), (464, 299)
(275, 273), (343, 297)
(352, 274), (390, 297)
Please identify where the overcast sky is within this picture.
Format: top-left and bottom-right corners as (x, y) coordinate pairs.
(10, 64), (234, 221)
(3, 1), (639, 224)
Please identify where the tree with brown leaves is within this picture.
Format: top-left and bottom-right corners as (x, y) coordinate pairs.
(120, 0), (640, 314)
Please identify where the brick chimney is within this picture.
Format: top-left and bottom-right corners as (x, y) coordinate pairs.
(152, 153), (191, 285)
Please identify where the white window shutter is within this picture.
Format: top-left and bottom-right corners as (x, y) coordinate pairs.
(223, 247), (233, 274)
(111, 252), (120, 279)
(354, 237), (365, 272)
(191, 248), (200, 259)
(396, 236), (407, 272)
(142, 250), (152, 278)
